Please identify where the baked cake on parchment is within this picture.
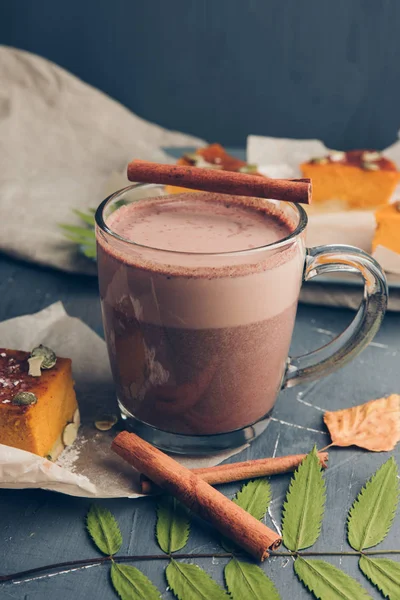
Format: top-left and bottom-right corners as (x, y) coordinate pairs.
(0, 346), (79, 460)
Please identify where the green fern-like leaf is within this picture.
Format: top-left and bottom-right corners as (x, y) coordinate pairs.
(61, 202), (131, 260)
(232, 478), (271, 520)
(224, 558), (281, 599)
(86, 504), (122, 556)
(111, 563), (161, 600)
(72, 208), (96, 226)
(221, 478), (271, 552)
(359, 556), (400, 599)
(80, 243), (97, 258)
(60, 224), (96, 239)
(348, 458), (399, 551)
(294, 557), (372, 600)
(60, 209), (97, 261)
(166, 559), (230, 600)
(156, 496), (190, 554)
(282, 447), (326, 551)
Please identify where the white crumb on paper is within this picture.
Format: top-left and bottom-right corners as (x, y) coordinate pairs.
(57, 436), (88, 472)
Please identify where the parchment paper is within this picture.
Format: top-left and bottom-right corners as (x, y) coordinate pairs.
(0, 303), (245, 498)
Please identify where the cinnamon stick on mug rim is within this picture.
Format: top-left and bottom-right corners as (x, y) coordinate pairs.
(111, 431), (281, 561)
(127, 160), (312, 205)
(140, 451), (329, 495)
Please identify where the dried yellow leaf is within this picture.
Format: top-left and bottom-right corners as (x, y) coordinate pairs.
(324, 394), (400, 452)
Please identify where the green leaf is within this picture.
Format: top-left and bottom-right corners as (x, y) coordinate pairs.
(62, 233), (95, 246)
(221, 478), (271, 552)
(156, 496), (191, 553)
(282, 447), (326, 551)
(60, 211), (97, 261)
(62, 232), (91, 244)
(224, 558), (281, 599)
(232, 478), (272, 520)
(114, 199), (129, 210)
(294, 557), (372, 600)
(60, 224), (96, 239)
(86, 504), (122, 556)
(166, 559), (230, 600)
(72, 208), (96, 226)
(81, 244), (97, 259)
(359, 556), (400, 599)
(111, 563), (161, 600)
(348, 458), (399, 551)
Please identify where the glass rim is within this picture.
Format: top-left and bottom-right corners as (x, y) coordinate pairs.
(95, 183), (308, 257)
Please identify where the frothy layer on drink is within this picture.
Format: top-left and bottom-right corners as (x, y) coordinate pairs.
(108, 193), (292, 253)
(99, 192), (305, 328)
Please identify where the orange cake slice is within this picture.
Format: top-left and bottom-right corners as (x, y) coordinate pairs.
(300, 150), (400, 210)
(372, 202), (400, 254)
(0, 347), (79, 459)
(165, 143), (263, 194)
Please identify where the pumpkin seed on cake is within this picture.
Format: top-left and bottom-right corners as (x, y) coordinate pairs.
(0, 345), (79, 460)
(300, 150), (400, 210)
(165, 143), (263, 194)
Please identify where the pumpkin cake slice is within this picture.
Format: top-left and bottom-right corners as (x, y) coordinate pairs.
(372, 201), (400, 255)
(0, 346), (79, 460)
(300, 150), (400, 210)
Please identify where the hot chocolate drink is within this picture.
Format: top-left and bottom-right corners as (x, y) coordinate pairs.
(97, 192), (305, 435)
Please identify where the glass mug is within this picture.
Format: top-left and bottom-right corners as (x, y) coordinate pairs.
(95, 184), (388, 454)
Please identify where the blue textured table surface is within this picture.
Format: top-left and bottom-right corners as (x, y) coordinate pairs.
(0, 212), (399, 599)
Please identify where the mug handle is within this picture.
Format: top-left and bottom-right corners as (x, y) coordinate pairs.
(282, 245), (388, 389)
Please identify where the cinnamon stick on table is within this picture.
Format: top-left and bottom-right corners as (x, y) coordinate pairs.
(140, 452), (329, 495)
(127, 160), (312, 205)
(112, 431), (282, 561)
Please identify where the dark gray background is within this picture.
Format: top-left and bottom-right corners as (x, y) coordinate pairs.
(1, 0), (400, 149)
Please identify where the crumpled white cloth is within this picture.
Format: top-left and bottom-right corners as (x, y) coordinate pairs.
(0, 45), (204, 274)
